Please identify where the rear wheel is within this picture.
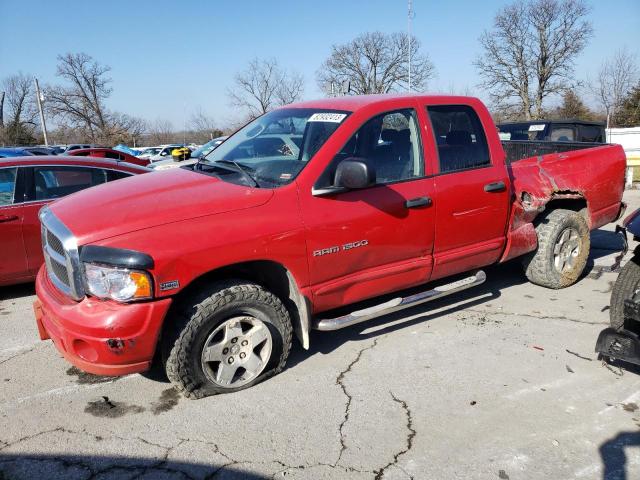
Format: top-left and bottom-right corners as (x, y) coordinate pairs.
(163, 281), (292, 398)
(523, 209), (590, 289)
(610, 256), (640, 330)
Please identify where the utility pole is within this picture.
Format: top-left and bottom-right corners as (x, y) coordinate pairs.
(34, 77), (49, 146)
(408, 0), (413, 91)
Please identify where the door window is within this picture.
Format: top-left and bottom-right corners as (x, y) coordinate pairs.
(107, 170), (133, 181)
(578, 125), (604, 142)
(549, 126), (575, 142)
(318, 109), (423, 187)
(0, 167), (17, 206)
(427, 105), (490, 173)
(33, 166), (108, 200)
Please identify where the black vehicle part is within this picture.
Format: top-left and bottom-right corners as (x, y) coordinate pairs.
(502, 141), (603, 164)
(595, 327), (640, 367)
(80, 245), (154, 270)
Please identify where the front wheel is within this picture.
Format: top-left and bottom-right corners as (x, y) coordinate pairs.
(610, 256), (640, 330)
(163, 281), (292, 398)
(523, 209), (590, 289)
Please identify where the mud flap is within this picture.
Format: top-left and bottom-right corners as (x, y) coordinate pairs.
(595, 327), (640, 367)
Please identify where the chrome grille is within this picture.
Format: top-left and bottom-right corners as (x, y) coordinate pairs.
(49, 257), (70, 287)
(46, 229), (64, 256)
(40, 207), (85, 301)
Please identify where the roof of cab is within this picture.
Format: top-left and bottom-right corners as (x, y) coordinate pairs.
(282, 93), (480, 112)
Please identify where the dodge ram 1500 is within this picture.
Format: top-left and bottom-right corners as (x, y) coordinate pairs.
(33, 94), (626, 398)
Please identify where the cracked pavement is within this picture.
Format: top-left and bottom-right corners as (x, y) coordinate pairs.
(2, 192), (640, 479)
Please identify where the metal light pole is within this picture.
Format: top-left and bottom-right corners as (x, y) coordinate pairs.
(34, 77), (49, 146)
(408, 0), (413, 91)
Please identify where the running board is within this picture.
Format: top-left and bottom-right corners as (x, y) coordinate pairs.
(313, 270), (487, 331)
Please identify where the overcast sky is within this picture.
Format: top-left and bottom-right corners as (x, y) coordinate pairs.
(2, 0), (638, 127)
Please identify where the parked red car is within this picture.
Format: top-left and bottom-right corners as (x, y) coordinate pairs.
(33, 95), (626, 398)
(0, 156), (149, 286)
(68, 148), (150, 167)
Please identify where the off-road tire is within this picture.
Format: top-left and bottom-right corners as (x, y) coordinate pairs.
(609, 256), (640, 330)
(523, 209), (590, 289)
(162, 280), (292, 398)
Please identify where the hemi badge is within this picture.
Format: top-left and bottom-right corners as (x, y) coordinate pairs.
(160, 280), (180, 291)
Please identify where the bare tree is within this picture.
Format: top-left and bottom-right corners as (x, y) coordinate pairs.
(1, 73), (39, 144)
(228, 58), (304, 120)
(317, 32), (435, 95)
(147, 119), (176, 145)
(591, 48), (638, 128)
(45, 52), (144, 144)
(188, 108), (224, 143)
(475, 0), (592, 120)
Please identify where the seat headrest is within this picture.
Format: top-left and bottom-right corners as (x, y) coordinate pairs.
(396, 129), (410, 144)
(446, 130), (472, 145)
(381, 129), (398, 142)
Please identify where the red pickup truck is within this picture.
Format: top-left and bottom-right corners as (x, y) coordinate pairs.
(33, 95), (626, 398)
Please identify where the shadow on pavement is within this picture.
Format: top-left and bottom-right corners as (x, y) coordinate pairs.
(599, 431), (640, 480)
(286, 261), (524, 369)
(0, 453), (270, 479)
(0, 282), (35, 302)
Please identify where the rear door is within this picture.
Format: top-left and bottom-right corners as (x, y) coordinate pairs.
(425, 104), (510, 280)
(0, 166), (29, 284)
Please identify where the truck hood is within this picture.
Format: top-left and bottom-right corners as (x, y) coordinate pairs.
(50, 168), (274, 245)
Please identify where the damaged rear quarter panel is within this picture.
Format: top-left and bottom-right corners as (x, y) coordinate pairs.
(500, 144), (626, 263)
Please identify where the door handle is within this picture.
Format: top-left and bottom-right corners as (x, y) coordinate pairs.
(0, 214), (19, 223)
(405, 196), (432, 209)
(484, 181), (506, 193)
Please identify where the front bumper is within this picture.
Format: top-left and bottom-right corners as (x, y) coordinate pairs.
(34, 267), (172, 376)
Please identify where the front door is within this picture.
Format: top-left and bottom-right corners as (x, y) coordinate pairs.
(300, 107), (436, 313)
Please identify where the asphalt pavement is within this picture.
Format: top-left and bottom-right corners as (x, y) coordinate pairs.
(1, 192), (640, 480)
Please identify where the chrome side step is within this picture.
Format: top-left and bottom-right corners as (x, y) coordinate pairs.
(313, 270), (487, 331)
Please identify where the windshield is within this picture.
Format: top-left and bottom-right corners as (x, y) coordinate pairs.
(198, 108), (349, 187)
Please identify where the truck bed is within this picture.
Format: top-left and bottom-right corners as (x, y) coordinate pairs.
(502, 140), (605, 164)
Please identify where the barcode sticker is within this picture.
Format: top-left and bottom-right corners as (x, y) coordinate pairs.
(308, 113), (347, 123)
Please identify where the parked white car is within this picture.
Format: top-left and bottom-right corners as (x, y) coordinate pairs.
(147, 145), (186, 163)
(151, 137), (227, 171)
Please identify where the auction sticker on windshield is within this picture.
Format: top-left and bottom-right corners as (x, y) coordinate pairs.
(308, 113), (347, 123)
(528, 124), (545, 131)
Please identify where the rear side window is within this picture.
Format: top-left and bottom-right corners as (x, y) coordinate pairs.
(427, 105), (490, 173)
(0, 167), (17, 206)
(549, 126), (575, 142)
(579, 125), (604, 143)
(33, 166), (108, 201)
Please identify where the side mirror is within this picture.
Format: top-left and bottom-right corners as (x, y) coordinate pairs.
(334, 158), (376, 190)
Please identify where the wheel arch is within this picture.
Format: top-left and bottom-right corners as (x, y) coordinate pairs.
(532, 191), (589, 225)
(169, 260), (311, 350)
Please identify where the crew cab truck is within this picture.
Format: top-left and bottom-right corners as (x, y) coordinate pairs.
(33, 95), (627, 398)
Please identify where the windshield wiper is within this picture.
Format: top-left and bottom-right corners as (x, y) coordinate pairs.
(198, 158), (259, 187)
(213, 160), (259, 187)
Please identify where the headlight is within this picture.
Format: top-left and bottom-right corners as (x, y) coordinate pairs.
(83, 263), (152, 302)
